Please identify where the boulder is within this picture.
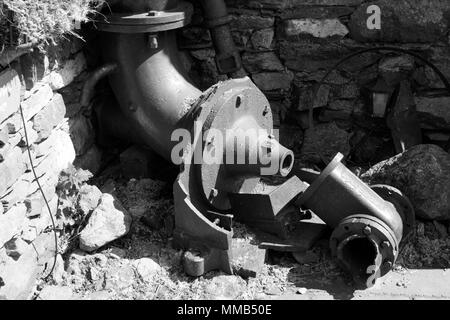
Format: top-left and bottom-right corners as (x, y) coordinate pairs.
(415, 96), (450, 130)
(362, 144), (450, 220)
(300, 122), (351, 164)
(251, 28), (274, 50)
(79, 193), (131, 252)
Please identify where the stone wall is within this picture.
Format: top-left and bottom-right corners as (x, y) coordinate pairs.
(180, 0), (450, 164)
(0, 38), (100, 299)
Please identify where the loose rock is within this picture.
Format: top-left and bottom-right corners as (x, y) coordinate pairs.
(362, 144), (450, 220)
(300, 122), (351, 164)
(37, 286), (74, 300)
(133, 258), (161, 282)
(79, 193), (132, 252)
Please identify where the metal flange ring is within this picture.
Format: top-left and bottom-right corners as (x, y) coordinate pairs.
(370, 184), (415, 240)
(96, 1), (193, 33)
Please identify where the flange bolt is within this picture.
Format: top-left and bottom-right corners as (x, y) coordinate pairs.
(363, 225), (372, 235)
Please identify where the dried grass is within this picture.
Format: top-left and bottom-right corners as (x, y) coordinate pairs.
(0, 0), (104, 50)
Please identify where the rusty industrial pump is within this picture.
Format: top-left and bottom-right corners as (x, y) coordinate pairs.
(88, 0), (415, 288)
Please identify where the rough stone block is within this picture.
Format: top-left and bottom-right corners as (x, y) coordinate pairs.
(231, 238), (266, 278)
(362, 144), (450, 220)
(242, 52), (284, 73)
(79, 193), (131, 252)
(21, 84), (54, 121)
(252, 72), (293, 91)
(415, 96), (450, 130)
(69, 115), (95, 156)
(349, 0), (450, 43)
(0, 147), (27, 195)
(283, 18), (349, 39)
(34, 129), (75, 178)
(73, 145), (103, 175)
(43, 52), (87, 90)
(0, 203), (27, 248)
(0, 243), (39, 300)
(300, 122), (351, 164)
(32, 93), (66, 142)
(0, 68), (21, 124)
(230, 14), (274, 30)
(250, 28), (274, 50)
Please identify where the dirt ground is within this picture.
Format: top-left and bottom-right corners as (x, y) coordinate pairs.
(35, 164), (450, 300)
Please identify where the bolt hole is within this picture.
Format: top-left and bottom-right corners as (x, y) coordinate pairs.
(279, 153), (294, 176)
(236, 96), (242, 108)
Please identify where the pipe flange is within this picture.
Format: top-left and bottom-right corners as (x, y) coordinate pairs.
(330, 214), (399, 288)
(194, 78), (275, 212)
(370, 184), (415, 240)
(96, 1), (193, 33)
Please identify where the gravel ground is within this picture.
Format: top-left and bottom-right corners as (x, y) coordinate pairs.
(35, 165), (450, 300)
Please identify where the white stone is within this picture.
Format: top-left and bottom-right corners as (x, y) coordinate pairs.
(78, 184), (102, 215)
(44, 53), (86, 90)
(133, 258), (161, 282)
(79, 193), (132, 252)
(284, 18), (349, 38)
(0, 68), (21, 124)
(38, 286), (73, 300)
(21, 84), (54, 121)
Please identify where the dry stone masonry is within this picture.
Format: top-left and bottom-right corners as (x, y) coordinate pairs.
(0, 37), (101, 300)
(181, 0), (450, 163)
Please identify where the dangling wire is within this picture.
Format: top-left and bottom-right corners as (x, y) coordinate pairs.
(310, 46), (450, 129)
(18, 104), (58, 280)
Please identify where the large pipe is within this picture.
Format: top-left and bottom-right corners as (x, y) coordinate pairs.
(296, 153), (406, 287)
(99, 30), (201, 159)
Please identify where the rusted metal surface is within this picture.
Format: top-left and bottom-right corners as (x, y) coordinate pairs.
(199, 0), (242, 76)
(97, 1), (193, 33)
(229, 176), (308, 237)
(296, 153), (411, 288)
(94, 0), (413, 286)
(80, 63), (117, 108)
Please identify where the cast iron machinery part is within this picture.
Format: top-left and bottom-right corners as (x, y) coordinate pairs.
(296, 153), (408, 287)
(174, 78), (295, 276)
(194, 78), (295, 212)
(330, 214), (399, 288)
(97, 1), (193, 33)
(198, 0), (242, 76)
(370, 184), (415, 240)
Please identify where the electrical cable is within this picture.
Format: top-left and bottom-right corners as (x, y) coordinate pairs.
(18, 104), (58, 280)
(310, 46), (450, 129)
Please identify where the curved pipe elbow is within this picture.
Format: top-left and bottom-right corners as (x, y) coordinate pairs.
(81, 63), (118, 108)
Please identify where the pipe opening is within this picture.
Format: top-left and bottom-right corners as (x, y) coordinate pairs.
(279, 152), (294, 177)
(340, 237), (378, 283)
